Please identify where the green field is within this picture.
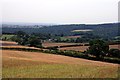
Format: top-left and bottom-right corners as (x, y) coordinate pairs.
(0, 34), (15, 40)
(60, 36), (79, 41)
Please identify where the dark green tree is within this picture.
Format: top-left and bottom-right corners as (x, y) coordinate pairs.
(28, 36), (42, 48)
(86, 39), (109, 58)
(109, 49), (120, 58)
(15, 31), (26, 37)
(14, 31), (29, 45)
(12, 31), (42, 48)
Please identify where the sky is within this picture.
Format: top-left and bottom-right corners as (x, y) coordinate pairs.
(1, 0), (120, 24)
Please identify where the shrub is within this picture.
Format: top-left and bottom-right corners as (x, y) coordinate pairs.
(109, 49), (120, 58)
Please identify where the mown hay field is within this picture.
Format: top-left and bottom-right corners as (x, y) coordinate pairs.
(2, 50), (119, 78)
(59, 46), (89, 52)
(42, 42), (80, 47)
(59, 45), (119, 52)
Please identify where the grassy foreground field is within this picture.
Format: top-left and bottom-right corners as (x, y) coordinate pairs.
(2, 50), (119, 78)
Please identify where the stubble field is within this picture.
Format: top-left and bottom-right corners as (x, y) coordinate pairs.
(2, 50), (119, 78)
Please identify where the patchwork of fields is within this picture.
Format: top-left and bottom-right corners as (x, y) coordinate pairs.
(1, 41), (40, 50)
(1, 41), (119, 78)
(1, 41), (119, 51)
(59, 45), (119, 51)
(43, 42), (119, 51)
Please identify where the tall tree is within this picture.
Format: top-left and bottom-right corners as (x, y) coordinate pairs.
(86, 39), (109, 58)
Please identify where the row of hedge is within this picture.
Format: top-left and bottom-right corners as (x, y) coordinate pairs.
(1, 47), (43, 52)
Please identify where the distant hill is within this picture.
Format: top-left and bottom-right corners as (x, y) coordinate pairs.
(2, 23), (120, 39)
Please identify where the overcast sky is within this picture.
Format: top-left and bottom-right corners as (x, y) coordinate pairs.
(2, 0), (119, 24)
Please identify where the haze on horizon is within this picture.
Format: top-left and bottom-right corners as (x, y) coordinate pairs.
(2, 0), (119, 24)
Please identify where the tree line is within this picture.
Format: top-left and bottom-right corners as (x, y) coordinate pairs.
(10, 31), (120, 59)
(11, 31), (43, 48)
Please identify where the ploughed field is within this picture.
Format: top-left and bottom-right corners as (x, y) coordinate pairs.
(2, 50), (119, 78)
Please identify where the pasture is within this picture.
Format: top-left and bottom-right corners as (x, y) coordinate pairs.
(2, 50), (118, 78)
(0, 34), (14, 40)
(60, 36), (81, 41)
(71, 29), (93, 32)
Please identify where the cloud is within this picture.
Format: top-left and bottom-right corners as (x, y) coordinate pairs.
(2, 0), (119, 24)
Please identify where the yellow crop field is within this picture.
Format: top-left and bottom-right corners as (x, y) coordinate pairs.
(2, 50), (118, 78)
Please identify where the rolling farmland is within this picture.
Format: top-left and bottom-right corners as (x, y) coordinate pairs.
(2, 50), (118, 78)
(0, 41), (40, 50)
(59, 46), (89, 52)
(43, 42), (119, 51)
(59, 45), (119, 51)
(1, 1), (120, 78)
(1, 41), (119, 51)
(1, 41), (119, 78)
